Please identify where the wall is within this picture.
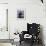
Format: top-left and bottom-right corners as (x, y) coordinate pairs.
(9, 0), (44, 40)
(0, 0), (8, 3)
(8, 0), (46, 46)
(0, 0), (45, 46)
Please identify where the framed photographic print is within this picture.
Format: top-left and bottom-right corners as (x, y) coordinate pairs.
(17, 8), (26, 19)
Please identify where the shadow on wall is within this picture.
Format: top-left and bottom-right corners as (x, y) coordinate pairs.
(40, 25), (45, 46)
